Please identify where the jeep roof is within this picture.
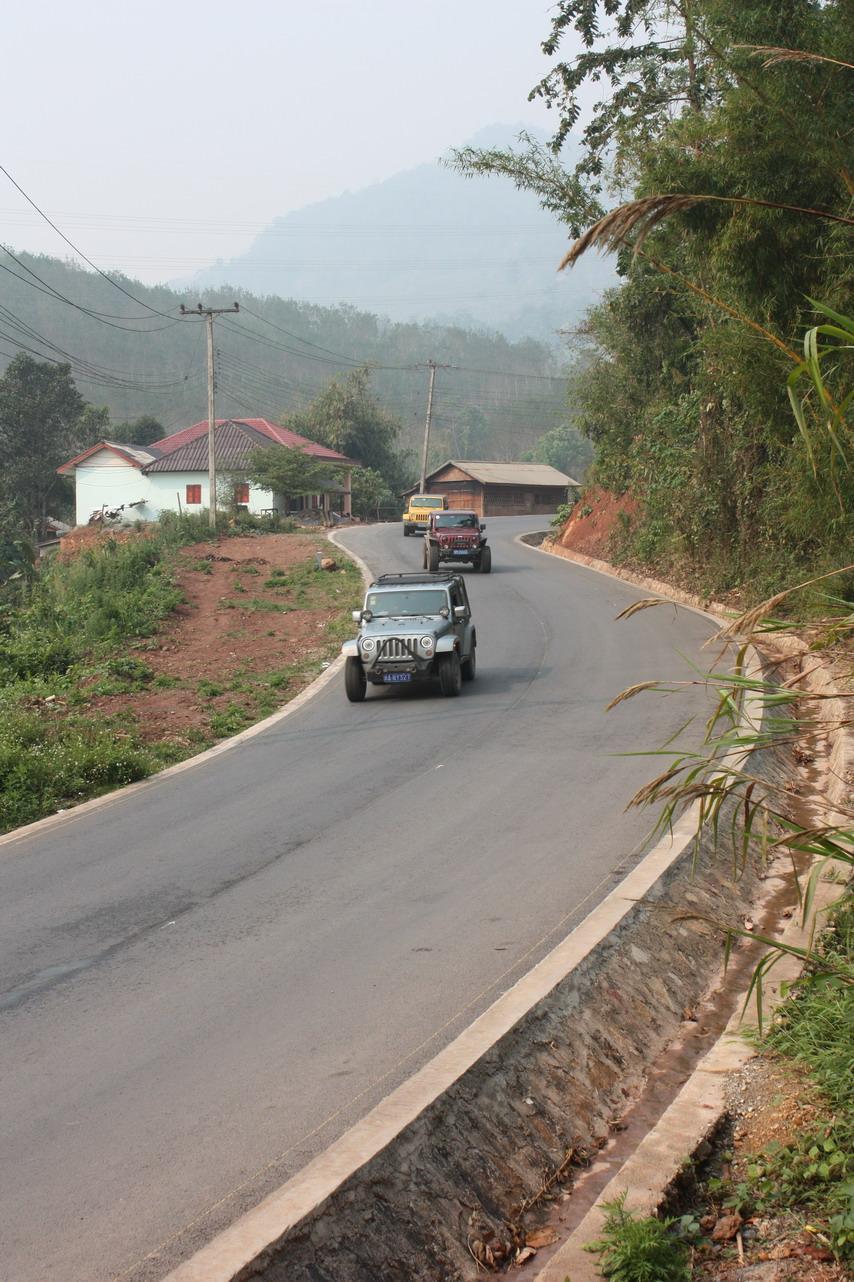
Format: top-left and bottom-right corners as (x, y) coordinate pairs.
(372, 572), (463, 586)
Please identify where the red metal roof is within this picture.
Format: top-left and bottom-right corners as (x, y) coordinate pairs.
(151, 418), (354, 465)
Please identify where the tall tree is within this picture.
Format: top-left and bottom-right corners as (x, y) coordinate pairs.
(244, 445), (337, 501)
(116, 416), (165, 447)
(0, 355), (87, 536)
(453, 0), (853, 591)
(286, 368), (409, 489)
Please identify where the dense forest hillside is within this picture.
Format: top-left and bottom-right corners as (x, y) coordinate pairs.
(464, 0), (853, 600)
(189, 126), (616, 342)
(0, 251), (585, 470)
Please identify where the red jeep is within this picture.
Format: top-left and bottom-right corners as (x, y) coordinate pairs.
(423, 510), (491, 574)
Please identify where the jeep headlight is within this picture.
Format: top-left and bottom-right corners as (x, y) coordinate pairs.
(361, 636), (376, 652)
(420, 636), (434, 651)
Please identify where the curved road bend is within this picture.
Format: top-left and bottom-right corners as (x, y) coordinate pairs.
(0, 518), (716, 1282)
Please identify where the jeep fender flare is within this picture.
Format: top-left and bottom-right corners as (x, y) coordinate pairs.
(434, 635), (458, 654)
(341, 639), (360, 657)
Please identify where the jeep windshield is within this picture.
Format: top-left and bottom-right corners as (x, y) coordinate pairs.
(434, 512), (478, 529)
(366, 589), (449, 617)
(412, 496), (444, 508)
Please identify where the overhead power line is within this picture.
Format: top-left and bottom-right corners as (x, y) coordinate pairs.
(0, 249), (181, 331)
(0, 164), (179, 322)
(0, 301), (199, 391)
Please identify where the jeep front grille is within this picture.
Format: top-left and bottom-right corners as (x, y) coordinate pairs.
(377, 637), (417, 660)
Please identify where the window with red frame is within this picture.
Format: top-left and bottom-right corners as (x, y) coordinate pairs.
(234, 482), (250, 505)
(186, 484), (202, 505)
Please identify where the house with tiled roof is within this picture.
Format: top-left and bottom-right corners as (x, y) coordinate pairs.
(59, 418), (356, 526)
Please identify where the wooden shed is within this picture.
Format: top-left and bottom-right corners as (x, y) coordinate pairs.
(405, 460), (577, 517)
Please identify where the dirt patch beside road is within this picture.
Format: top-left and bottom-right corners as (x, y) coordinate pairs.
(81, 532), (359, 749)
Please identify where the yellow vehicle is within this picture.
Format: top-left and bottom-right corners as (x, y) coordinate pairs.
(402, 493), (447, 536)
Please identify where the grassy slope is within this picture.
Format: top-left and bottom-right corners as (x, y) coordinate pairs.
(0, 514), (361, 833)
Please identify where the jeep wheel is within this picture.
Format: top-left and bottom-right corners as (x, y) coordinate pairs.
(461, 643), (476, 682)
(438, 651), (462, 697)
(427, 543), (440, 573)
(479, 546), (492, 574)
(344, 657), (367, 702)
(403, 524), (412, 537)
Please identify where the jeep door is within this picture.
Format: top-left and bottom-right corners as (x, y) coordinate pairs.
(449, 580), (473, 656)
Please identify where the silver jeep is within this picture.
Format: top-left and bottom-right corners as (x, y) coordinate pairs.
(341, 572), (477, 701)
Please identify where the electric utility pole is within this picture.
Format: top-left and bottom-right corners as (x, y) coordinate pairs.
(418, 359), (451, 493)
(180, 302), (240, 529)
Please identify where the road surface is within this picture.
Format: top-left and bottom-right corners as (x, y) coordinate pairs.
(0, 519), (716, 1281)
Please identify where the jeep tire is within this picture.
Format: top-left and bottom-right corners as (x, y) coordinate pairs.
(461, 642), (476, 682)
(426, 543), (440, 573)
(479, 546), (492, 574)
(438, 650), (462, 697)
(344, 656), (367, 702)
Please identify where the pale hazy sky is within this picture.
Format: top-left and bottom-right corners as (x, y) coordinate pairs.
(1, 1), (589, 284)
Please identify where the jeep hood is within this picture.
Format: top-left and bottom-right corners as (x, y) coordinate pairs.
(363, 616), (452, 637)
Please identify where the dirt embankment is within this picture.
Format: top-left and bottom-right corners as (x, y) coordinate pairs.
(557, 488), (639, 559)
(80, 531), (357, 749)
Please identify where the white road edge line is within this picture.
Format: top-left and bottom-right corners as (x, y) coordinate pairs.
(162, 534), (765, 1282)
(0, 532), (371, 852)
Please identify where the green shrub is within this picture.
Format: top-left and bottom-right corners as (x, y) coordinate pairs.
(586, 1197), (691, 1282)
(103, 656), (154, 683)
(208, 701), (249, 737)
(0, 708), (153, 831)
(550, 501), (575, 527)
(197, 679), (224, 698)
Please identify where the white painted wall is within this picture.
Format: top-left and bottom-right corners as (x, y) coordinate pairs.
(73, 462), (276, 526)
(73, 463), (151, 526)
(146, 472), (277, 517)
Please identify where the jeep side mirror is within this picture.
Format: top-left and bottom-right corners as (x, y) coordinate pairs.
(453, 605), (466, 620)
(480, 523), (486, 531)
(352, 610), (362, 623)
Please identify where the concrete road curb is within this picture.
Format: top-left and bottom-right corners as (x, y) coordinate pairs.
(527, 535), (733, 620)
(0, 536), (371, 852)
(516, 531), (730, 625)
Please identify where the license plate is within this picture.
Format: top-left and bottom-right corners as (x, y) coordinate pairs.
(383, 672), (411, 683)
(453, 549), (470, 556)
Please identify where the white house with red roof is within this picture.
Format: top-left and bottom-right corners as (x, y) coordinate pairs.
(59, 418), (355, 526)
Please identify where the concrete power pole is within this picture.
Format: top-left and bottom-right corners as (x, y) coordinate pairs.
(418, 360), (450, 493)
(180, 302), (240, 529)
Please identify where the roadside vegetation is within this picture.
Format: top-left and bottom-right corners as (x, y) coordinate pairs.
(0, 512), (361, 833)
(677, 898), (854, 1277)
(583, 903), (853, 1279)
(453, 0), (852, 604)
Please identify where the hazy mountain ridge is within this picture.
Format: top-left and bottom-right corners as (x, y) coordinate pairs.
(192, 127), (616, 342)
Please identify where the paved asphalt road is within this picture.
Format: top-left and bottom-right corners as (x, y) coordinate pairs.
(0, 519), (717, 1282)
